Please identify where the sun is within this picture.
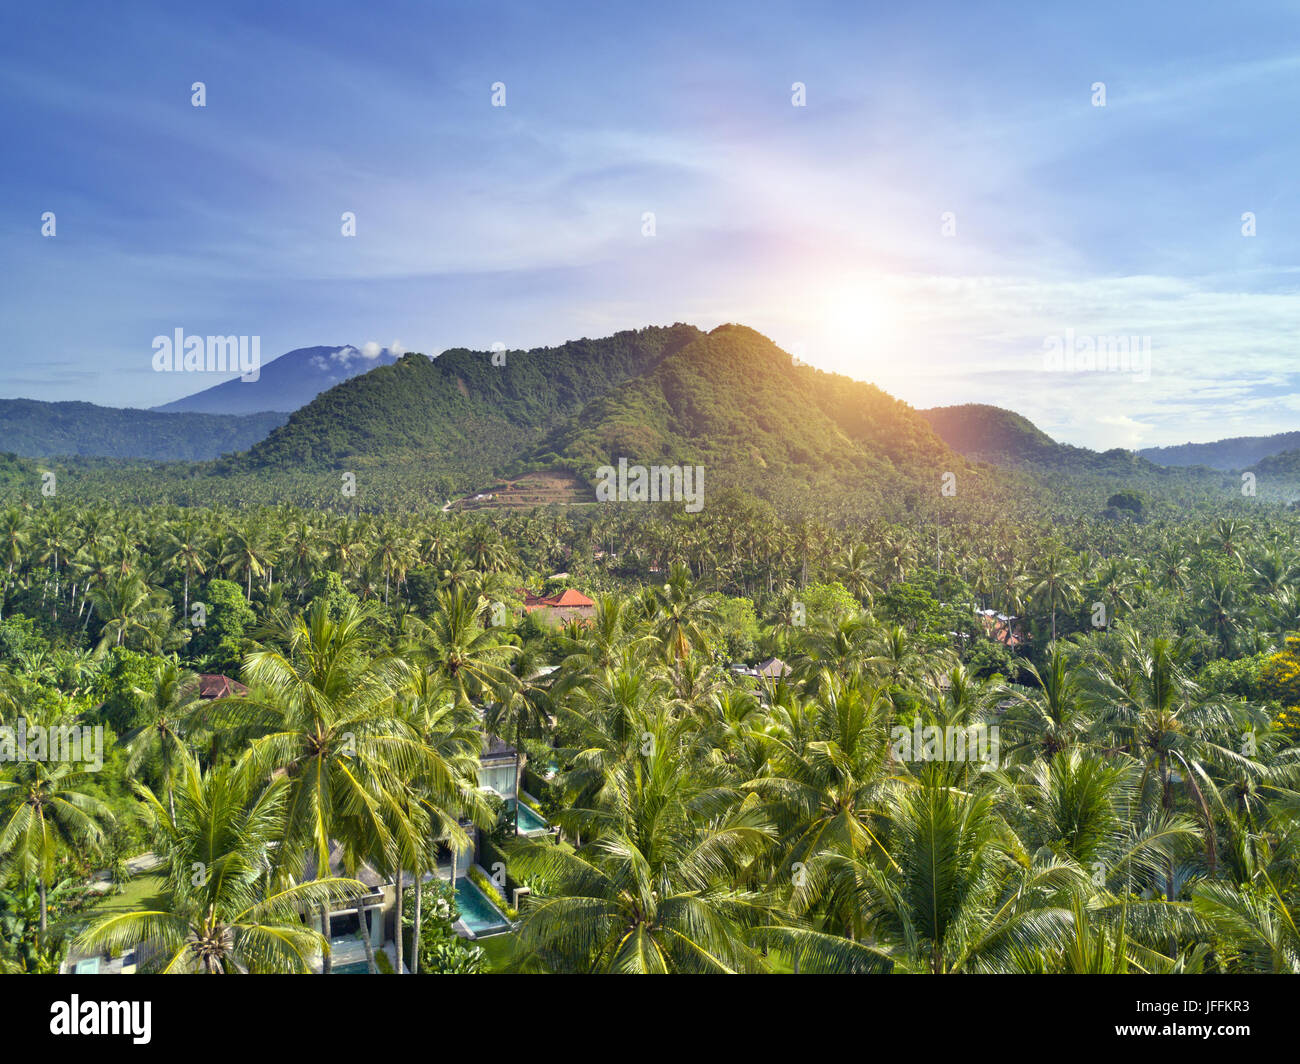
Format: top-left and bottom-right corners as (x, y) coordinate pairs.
(816, 273), (903, 370)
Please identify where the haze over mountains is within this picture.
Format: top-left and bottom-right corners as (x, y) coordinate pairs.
(1137, 432), (1300, 471)
(917, 404), (1159, 475)
(0, 344), (401, 462)
(5, 328), (1300, 495)
(0, 399), (286, 462)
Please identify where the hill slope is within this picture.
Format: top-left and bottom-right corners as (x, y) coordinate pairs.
(539, 325), (953, 490)
(154, 345), (400, 414)
(919, 404), (1158, 476)
(1139, 431), (1300, 471)
(238, 325), (702, 476)
(0, 399), (286, 461)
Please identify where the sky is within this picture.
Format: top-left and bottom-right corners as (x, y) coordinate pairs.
(2, 0), (1299, 449)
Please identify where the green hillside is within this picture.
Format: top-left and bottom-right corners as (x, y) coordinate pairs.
(237, 325), (701, 476)
(1140, 430), (1300, 470)
(535, 324), (955, 488)
(920, 403), (1162, 476)
(0, 399), (286, 461)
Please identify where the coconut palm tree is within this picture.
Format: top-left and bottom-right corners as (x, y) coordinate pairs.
(0, 754), (113, 938)
(120, 659), (202, 819)
(508, 714), (775, 973)
(419, 587), (518, 706)
(648, 563), (720, 663)
(78, 756), (364, 973)
(764, 769), (1080, 973)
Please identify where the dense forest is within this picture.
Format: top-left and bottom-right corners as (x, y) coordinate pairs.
(2, 466), (1299, 973)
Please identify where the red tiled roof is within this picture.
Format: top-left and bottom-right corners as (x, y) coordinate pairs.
(198, 674), (248, 699)
(523, 588), (595, 612)
(549, 588), (594, 607)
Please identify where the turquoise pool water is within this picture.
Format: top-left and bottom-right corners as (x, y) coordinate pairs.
(510, 798), (549, 833)
(334, 960), (370, 974)
(456, 876), (511, 936)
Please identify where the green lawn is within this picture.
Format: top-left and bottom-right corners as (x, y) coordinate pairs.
(478, 932), (518, 972)
(82, 871), (167, 918)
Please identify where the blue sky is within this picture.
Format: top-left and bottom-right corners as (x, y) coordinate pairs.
(2, 0), (1299, 448)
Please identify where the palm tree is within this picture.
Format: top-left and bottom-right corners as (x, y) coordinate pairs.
(420, 587), (518, 706)
(87, 572), (167, 650)
(998, 644), (1091, 762)
(1029, 550), (1081, 643)
(160, 517), (209, 616)
(0, 753), (113, 938)
(231, 602), (428, 894)
(508, 715), (775, 973)
(835, 544), (876, 607)
(78, 757), (364, 973)
(1193, 874), (1300, 973)
(648, 563), (719, 662)
(393, 669), (491, 973)
(121, 660), (201, 819)
(0, 507), (30, 620)
(1092, 630), (1240, 895)
(745, 677), (897, 885)
(765, 769), (1079, 973)
(221, 520), (271, 601)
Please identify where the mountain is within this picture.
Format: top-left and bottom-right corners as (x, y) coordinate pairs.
(232, 324), (960, 508)
(153, 344), (401, 414)
(1250, 449), (1300, 478)
(535, 324), (952, 484)
(0, 399), (286, 461)
(919, 404), (1158, 475)
(1139, 431), (1300, 471)
(238, 325), (702, 476)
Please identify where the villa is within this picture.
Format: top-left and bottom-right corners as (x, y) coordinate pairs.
(61, 731), (552, 974)
(521, 587), (596, 625)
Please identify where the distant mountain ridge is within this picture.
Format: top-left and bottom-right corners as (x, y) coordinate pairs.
(1138, 431), (1300, 471)
(0, 399), (286, 461)
(153, 344), (401, 414)
(918, 403), (1158, 475)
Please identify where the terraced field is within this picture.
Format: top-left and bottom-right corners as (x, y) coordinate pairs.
(451, 469), (593, 511)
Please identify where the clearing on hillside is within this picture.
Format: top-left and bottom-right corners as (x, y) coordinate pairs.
(449, 468), (593, 511)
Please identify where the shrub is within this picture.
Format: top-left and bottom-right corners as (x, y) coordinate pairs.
(469, 865), (517, 920)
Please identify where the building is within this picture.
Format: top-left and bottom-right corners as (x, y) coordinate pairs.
(197, 674), (248, 698)
(756, 657), (791, 678)
(976, 609), (1025, 648)
(521, 587), (596, 626)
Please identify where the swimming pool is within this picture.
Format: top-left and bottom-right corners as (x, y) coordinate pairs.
(516, 802), (547, 833)
(509, 797), (549, 834)
(456, 876), (512, 937)
(334, 960), (371, 974)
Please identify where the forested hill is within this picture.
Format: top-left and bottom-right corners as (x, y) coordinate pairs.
(237, 325), (702, 476)
(234, 322), (966, 507)
(0, 399), (287, 461)
(1139, 431), (1300, 471)
(919, 403), (1160, 476)
(536, 324), (955, 489)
